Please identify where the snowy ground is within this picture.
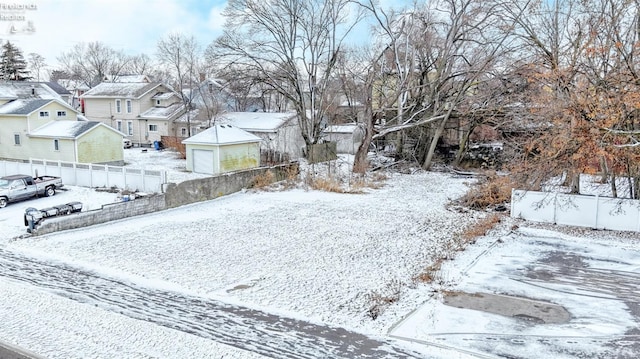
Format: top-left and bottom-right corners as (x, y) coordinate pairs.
(1, 149), (640, 358)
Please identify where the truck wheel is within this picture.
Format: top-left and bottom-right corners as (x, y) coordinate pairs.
(45, 186), (56, 197)
(0, 197), (7, 208)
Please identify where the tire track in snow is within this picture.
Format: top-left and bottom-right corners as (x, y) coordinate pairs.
(0, 248), (424, 359)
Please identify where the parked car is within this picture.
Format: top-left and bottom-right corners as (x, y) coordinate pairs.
(123, 138), (133, 149)
(0, 174), (64, 208)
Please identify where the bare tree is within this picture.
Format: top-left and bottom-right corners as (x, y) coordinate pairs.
(27, 52), (46, 81)
(124, 53), (155, 77)
(207, 0), (365, 148)
(57, 42), (131, 88)
(355, 0), (514, 169)
(156, 33), (202, 136)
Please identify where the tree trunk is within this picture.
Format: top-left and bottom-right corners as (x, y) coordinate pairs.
(422, 115), (449, 170)
(454, 124), (474, 167)
(599, 156), (608, 184)
(626, 160), (634, 199)
(353, 72), (375, 174)
(611, 171), (618, 198)
(569, 172), (580, 194)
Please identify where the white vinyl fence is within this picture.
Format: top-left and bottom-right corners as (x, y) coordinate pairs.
(0, 159), (167, 193)
(511, 189), (640, 232)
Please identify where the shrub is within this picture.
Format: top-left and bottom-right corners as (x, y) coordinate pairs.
(460, 174), (515, 210)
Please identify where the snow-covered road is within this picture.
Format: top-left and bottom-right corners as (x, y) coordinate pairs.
(0, 247), (424, 359)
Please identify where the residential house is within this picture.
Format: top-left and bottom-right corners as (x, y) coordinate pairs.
(182, 124), (262, 175)
(81, 82), (187, 147)
(218, 112), (305, 160)
(0, 81), (124, 165)
(27, 121), (125, 165)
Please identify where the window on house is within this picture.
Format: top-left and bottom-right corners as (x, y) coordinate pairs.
(180, 127), (187, 136)
(116, 120), (122, 132)
(57, 111), (66, 117)
(54, 139), (59, 151)
(115, 99), (121, 113)
(127, 121), (133, 136)
(14, 134), (20, 145)
(156, 99), (161, 106)
(39, 111), (49, 117)
(126, 99), (132, 113)
(148, 124), (158, 132)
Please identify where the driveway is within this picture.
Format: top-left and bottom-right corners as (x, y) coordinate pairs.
(390, 225), (640, 358)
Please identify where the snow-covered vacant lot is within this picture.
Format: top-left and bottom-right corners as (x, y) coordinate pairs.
(2, 149), (640, 358)
(0, 151), (482, 358)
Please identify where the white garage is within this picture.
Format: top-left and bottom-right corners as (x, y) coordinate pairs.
(182, 124), (262, 175)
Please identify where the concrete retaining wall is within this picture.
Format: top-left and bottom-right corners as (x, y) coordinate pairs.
(34, 195), (167, 235)
(31, 163), (298, 236)
(164, 164), (296, 209)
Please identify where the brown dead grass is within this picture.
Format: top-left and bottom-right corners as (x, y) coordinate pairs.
(461, 214), (502, 241)
(414, 214), (504, 285)
(251, 170), (276, 189)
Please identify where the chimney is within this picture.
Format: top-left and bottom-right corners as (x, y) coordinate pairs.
(31, 85), (35, 96)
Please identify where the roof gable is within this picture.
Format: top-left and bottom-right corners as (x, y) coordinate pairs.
(81, 82), (166, 99)
(29, 121), (124, 139)
(219, 112), (297, 132)
(182, 124), (262, 145)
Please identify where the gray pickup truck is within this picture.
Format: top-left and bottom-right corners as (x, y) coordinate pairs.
(0, 174), (64, 208)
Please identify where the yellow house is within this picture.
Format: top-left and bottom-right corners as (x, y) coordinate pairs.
(28, 121), (125, 165)
(182, 124), (262, 175)
(0, 96), (124, 165)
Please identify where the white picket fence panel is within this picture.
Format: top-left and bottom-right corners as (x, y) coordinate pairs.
(511, 189), (640, 232)
(0, 159), (167, 193)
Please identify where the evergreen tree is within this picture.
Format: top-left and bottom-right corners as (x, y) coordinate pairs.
(0, 41), (31, 81)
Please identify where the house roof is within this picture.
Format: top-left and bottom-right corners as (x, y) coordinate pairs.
(174, 108), (200, 123)
(0, 98), (76, 116)
(323, 124), (362, 133)
(105, 74), (150, 83)
(182, 124), (262, 145)
(0, 81), (68, 101)
(81, 82), (164, 99)
(33, 81), (71, 96)
(151, 92), (177, 100)
(139, 103), (185, 119)
(0, 99), (52, 115)
(219, 112), (297, 132)
(28, 121), (97, 138)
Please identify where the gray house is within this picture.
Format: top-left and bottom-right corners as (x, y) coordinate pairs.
(219, 112), (305, 160)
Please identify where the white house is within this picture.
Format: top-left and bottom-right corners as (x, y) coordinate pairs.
(218, 112), (305, 160)
(182, 124), (262, 175)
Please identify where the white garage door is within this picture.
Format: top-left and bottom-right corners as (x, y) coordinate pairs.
(193, 149), (214, 174)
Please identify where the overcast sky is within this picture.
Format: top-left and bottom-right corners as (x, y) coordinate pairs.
(3, 0), (405, 75)
(2, 0), (226, 70)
